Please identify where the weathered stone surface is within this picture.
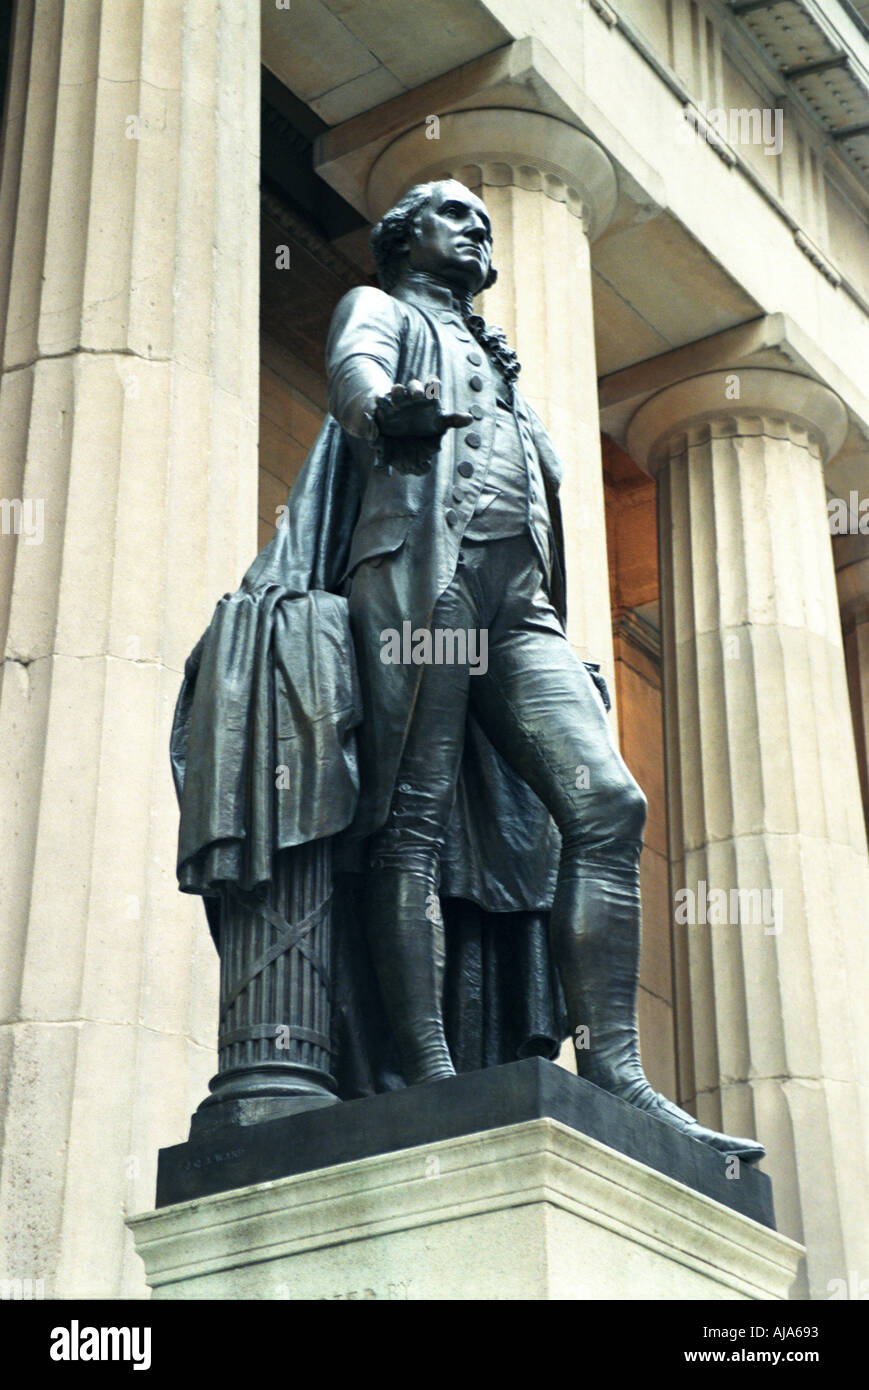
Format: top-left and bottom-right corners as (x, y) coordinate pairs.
(132, 1107), (801, 1301)
(0, 0), (260, 1299)
(627, 369), (869, 1300)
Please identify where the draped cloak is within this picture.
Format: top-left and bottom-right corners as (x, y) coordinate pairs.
(170, 280), (572, 1097)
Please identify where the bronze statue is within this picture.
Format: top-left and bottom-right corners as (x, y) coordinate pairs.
(171, 180), (763, 1164)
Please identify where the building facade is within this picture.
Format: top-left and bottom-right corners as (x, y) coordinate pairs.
(1, 0), (869, 1300)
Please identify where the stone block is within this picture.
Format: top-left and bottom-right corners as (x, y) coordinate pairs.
(131, 1106), (801, 1300)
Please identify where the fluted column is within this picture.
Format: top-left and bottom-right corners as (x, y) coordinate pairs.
(628, 370), (869, 1298)
(0, 0), (260, 1296)
(367, 110), (618, 688)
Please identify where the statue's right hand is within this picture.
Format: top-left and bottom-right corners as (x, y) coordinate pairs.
(375, 378), (469, 436)
(376, 378), (473, 437)
(373, 378), (472, 474)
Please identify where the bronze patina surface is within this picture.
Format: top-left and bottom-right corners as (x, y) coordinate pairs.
(172, 181), (763, 1165)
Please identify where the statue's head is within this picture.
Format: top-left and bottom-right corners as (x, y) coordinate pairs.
(370, 179), (497, 297)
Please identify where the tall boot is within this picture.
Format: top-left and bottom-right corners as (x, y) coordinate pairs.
(551, 852), (765, 1164)
(366, 868), (456, 1086)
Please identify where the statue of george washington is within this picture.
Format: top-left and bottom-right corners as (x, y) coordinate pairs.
(170, 178), (763, 1164)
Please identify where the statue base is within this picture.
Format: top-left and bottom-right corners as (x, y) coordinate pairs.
(130, 1060), (802, 1300)
(189, 1064), (339, 1137)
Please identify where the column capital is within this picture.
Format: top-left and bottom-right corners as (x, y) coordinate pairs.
(626, 368), (849, 476)
(367, 109), (618, 241)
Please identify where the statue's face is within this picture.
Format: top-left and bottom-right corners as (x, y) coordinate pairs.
(405, 182), (493, 294)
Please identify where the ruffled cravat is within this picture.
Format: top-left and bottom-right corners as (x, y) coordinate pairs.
(458, 293), (522, 396)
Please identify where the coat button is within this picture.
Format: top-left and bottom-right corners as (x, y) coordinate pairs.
(458, 461), (474, 477)
(468, 375), (483, 391)
(467, 351), (482, 365)
(466, 432), (481, 448)
(445, 509), (459, 526)
(452, 489), (464, 503)
(470, 405), (484, 419)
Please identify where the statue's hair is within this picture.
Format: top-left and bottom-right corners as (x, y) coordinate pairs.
(369, 181), (498, 293)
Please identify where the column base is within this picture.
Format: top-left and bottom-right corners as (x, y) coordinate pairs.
(190, 1063), (338, 1138)
(129, 1060), (802, 1299)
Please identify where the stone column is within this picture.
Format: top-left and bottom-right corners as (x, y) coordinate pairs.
(628, 369), (869, 1298)
(367, 109), (619, 692)
(0, 0), (260, 1297)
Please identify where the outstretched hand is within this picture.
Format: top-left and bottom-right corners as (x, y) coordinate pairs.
(374, 377), (473, 475)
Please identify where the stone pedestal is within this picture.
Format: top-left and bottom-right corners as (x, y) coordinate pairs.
(130, 1061), (801, 1301)
(129, 1059), (801, 1300)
